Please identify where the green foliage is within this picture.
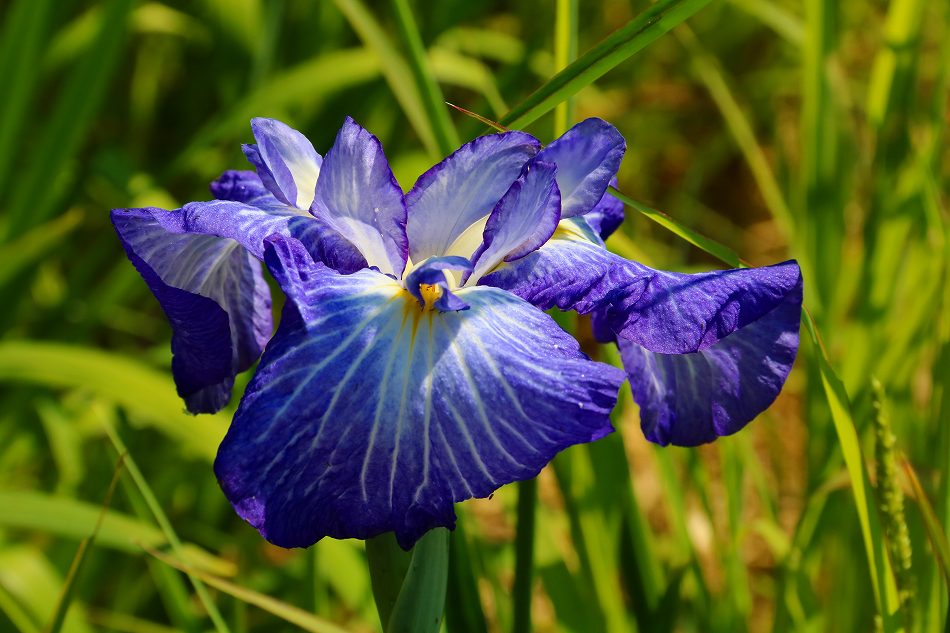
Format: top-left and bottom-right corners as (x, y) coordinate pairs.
(0, 1), (947, 632)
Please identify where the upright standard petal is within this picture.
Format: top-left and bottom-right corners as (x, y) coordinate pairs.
(111, 207), (272, 413)
(468, 160), (560, 284)
(312, 117), (408, 277)
(608, 261), (803, 446)
(479, 216), (628, 314)
(214, 235), (625, 549)
(406, 131), (540, 262)
(537, 118), (625, 218)
(242, 118), (323, 209)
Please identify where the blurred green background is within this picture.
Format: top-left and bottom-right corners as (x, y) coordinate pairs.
(0, 0), (947, 631)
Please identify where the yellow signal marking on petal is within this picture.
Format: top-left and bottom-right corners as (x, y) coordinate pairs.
(398, 286), (438, 348)
(551, 218), (588, 241)
(418, 283), (443, 311)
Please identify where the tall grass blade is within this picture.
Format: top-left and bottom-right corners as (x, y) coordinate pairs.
(0, 583), (41, 633)
(0, 490), (234, 576)
(802, 314), (902, 631)
(0, 211), (83, 289)
(366, 532), (411, 630)
(800, 0), (843, 311)
(607, 187), (744, 267)
(331, 0), (440, 155)
(45, 455), (125, 633)
(444, 521), (488, 633)
(866, 0), (927, 129)
(102, 422), (232, 633)
(728, 0), (803, 45)
(142, 548), (350, 633)
(553, 448), (634, 633)
(552, 0), (578, 136)
(903, 459), (950, 591)
(172, 48), (381, 177)
(5, 0), (135, 239)
(676, 25), (795, 240)
(511, 478), (537, 633)
(390, 0), (459, 154)
(0, 0), (53, 202)
(0, 548), (93, 633)
(386, 528), (449, 633)
(429, 49), (509, 117)
(500, 0), (714, 129)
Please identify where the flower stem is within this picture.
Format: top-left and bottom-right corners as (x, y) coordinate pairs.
(512, 477), (538, 633)
(366, 529), (449, 633)
(366, 532), (411, 629)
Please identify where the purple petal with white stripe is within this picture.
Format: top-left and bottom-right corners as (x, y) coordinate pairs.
(312, 117), (408, 277)
(111, 207), (272, 413)
(537, 118), (625, 218)
(213, 235), (624, 549)
(604, 260), (802, 446)
(242, 118), (322, 209)
(406, 131), (540, 262)
(468, 160), (560, 284)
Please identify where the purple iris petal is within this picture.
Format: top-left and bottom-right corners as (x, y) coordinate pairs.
(311, 117), (408, 277)
(178, 198), (366, 274)
(583, 177), (625, 240)
(406, 131), (540, 262)
(537, 118), (625, 218)
(604, 260), (803, 354)
(110, 165), (363, 414)
(607, 260), (803, 446)
(213, 235), (624, 549)
(111, 207), (272, 413)
(242, 118), (323, 209)
(210, 169), (272, 203)
(479, 216), (627, 314)
(619, 280), (801, 446)
(469, 159), (561, 284)
(404, 256), (473, 312)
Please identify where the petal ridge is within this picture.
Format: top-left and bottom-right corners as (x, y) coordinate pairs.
(468, 159), (561, 284)
(606, 260), (803, 354)
(312, 117), (408, 277)
(406, 130), (540, 262)
(479, 216), (628, 314)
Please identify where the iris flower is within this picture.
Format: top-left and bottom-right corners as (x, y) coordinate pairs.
(112, 116), (802, 549)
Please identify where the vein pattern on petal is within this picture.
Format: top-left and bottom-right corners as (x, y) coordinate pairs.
(214, 235), (624, 549)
